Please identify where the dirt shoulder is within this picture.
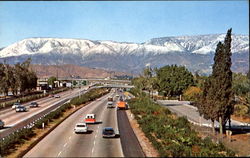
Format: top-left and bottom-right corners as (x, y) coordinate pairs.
(125, 109), (159, 157)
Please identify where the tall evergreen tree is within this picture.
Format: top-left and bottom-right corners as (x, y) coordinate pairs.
(198, 29), (234, 134)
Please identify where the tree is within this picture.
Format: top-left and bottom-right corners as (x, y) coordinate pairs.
(247, 69), (250, 80)
(143, 67), (153, 97)
(198, 29), (235, 134)
(197, 76), (217, 133)
(48, 76), (57, 88)
(0, 58), (37, 96)
(0, 63), (9, 96)
(232, 73), (250, 96)
(156, 65), (194, 97)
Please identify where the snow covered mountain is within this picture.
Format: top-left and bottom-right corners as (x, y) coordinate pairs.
(0, 34), (248, 75)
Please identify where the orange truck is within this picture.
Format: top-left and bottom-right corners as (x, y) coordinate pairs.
(117, 101), (127, 110)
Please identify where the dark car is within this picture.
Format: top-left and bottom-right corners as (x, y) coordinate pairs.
(30, 102), (38, 108)
(0, 119), (4, 129)
(102, 127), (116, 138)
(16, 105), (29, 112)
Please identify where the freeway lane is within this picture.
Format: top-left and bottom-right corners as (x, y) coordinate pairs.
(24, 92), (123, 157)
(0, 88), (83, 128)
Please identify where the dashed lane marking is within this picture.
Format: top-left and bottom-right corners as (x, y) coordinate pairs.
(57, 151), (62, 157)
(64, 143), (67, 147)
(69, 136), (71, 140)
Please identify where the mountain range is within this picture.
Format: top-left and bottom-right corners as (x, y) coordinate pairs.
(0, 34), (248, 75)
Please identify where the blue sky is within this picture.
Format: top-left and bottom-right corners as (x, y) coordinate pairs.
(0, 1), (249, 47)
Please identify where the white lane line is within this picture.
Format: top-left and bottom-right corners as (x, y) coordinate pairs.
(57, 151), (62, 157)
(93, 140), (96, 145)
(95, 134), (97, 138)
(64, 143), (67, 147)
(91, 147), (94, 154)
(69, 136), (71, 140)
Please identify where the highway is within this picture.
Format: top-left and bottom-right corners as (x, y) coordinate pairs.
(0, 88), (85, 137)
(24, 92), (123, 157)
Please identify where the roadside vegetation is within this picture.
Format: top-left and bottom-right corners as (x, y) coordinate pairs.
(128, 90), (235, 157)
(132, 29), (249, 134)
(231, 72), (250, 120)
(0, 58), (37, 97)
(0, 88), (109, 157)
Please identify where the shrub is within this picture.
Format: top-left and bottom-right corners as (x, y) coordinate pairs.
(128, 94), (235, 157)
(183, 86), (202, 102)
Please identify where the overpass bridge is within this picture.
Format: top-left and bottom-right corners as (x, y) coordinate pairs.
(38, 77), (131, 84)
(37, 78), (132, 89)
(96, 85), (134, 89)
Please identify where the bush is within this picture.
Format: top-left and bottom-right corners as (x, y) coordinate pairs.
(183, 86), (202, 102)
(128, 94), (235, 157)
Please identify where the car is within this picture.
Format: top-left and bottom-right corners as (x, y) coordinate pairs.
(30, 102), (38, 108)
(102, 127), (116, 138)
(119, 96), (124, 101)
(54, 95), (60, 98)
(12, 102), (21, 109)
(0, 119), (4, 129)
(84, 114), (96, 124)
(107, 101), (115, 108)
(74, 123), (88, 133)
(116, 94), (119, 97)
(16, 105), (29, 112)
(48, 94), (54, 98)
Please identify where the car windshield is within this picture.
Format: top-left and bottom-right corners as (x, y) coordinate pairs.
(77, 124), (86, 127)
(14, 103), (20, 105)
(104, 129), (114, 134)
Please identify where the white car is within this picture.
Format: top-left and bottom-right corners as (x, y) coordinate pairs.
(54, 95), (60, 98)
(74, 123), (88, 133)
(12, 102), (21, 109)
(107, 101), (115, 108)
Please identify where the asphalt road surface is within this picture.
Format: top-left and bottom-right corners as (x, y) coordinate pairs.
(157, 100), (245, 127)
(117, 110), (145, 157)
(0, 88), (84, 129)
(24, 92), (123, 157)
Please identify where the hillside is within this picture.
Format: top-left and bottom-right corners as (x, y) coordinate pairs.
(31, 64), (131, 79)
